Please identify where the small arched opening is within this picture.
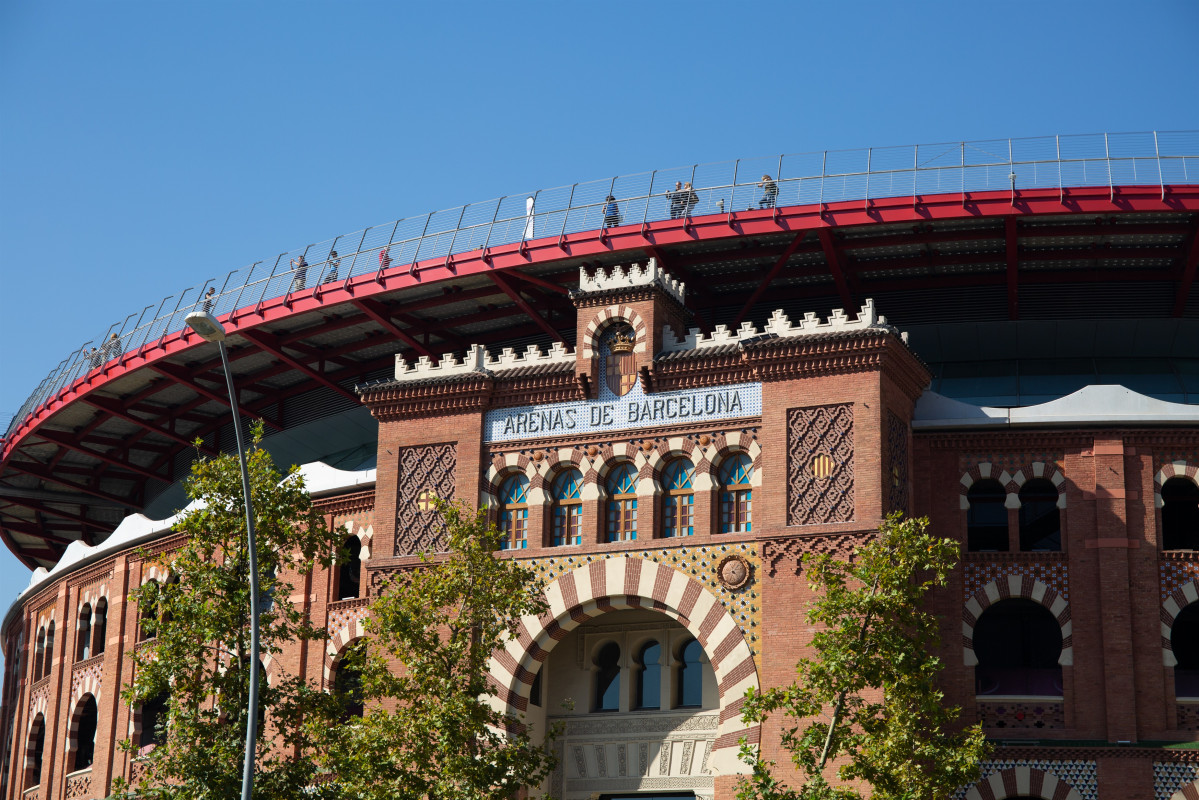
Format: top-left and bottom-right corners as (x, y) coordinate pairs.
(76, 604), (92, 662)
(1019, 479), (1061, 551)
(967, 479), (1008, 551)
(333, 640), (366, 720)
(1173, 603), (1199, 699)
(138, 691), (169, 753)
(593, 641), (622, 712)
(337, 536), (362, 600)
(1162, 477), (1199, 550)
(71, 694), (98, 771)
(974, 599), (1063, 697)
(92, 598), (107, 657)
(25, 714), (45, 789)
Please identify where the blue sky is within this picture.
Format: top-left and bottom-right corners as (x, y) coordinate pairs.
(0, 0), (1196, 631)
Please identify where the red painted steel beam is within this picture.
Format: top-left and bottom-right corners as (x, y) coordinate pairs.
(1, 492), (120, 527)
(488, 272), (566, 344)
(1171, 220), (1199, 317)
(504, 269), (571, 295)
(350, 298), (435, 358)
(734, 232), (809, 327)
(83, 395), (219, 456)
(239, 329), (361, 403)
(643, 246), (713, 333)
(0, 517), (81, 545)
(34, 430), (166, 482)
(817, 228), (854, 309)
(1006, 217), (1019, 320)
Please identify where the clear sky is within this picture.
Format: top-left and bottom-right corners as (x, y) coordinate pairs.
(0, 0), (1196, 638)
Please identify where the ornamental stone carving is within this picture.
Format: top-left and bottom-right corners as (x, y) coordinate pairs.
(787, 403), (854, 525)
(394, 442), (457, 556)
(716, 554), (751, 590)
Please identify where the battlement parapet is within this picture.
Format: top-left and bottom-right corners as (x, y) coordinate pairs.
(577, 259), (685, 305)
(394, 342), (575, 382)
(661, 299), (903, 352)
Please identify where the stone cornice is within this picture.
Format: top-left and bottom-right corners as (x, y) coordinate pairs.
(314, 489), (375, 516)
(916, 430), (1095, 449)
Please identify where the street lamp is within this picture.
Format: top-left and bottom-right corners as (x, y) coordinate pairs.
(183, 310), (261, 800)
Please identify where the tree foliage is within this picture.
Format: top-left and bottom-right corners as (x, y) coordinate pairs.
(737, 514), (990, 800)
(114, 426), (341, 800)
(315, 499), (557, 800)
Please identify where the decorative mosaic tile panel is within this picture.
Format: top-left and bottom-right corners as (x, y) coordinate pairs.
(394, 442), (457, 556)
(886, 410), (909, 516)
(959, 452), (1065, 476)
(954, 759), (1097, 800)
(763, 533), (876, 577)
(787, 404), (854, 526)
(1161, 556), (1199, 602)
(964, 560), (1069, 602)
(976, 700), (1064, 730)
(327, 597), (369, 637)
(522, 542), (761, 661)
(1155, 761), (1199, 800)
(1155, 450), (1199, 474)
(64, 772), (91, 799)
(1178, 701), (1199, 731)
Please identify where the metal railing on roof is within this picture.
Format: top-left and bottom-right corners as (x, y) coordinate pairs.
(6, 130), (1199, 438)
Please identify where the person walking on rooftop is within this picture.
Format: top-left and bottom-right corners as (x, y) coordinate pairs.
(290, 254), (308, 291)
(667, 181), (684, 220)
(101, 332), (121, 362)
(758, 174), (778, 209)
(379, 247), (392, 271)
(87, 346), (102, 370)
(325, 249), (341, 283)
(201, 287), (216, 314)
(684, 181), (699, 217)
(603, 195), (622, 228)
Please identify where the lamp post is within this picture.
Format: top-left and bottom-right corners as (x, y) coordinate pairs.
(183, 310), (261, 800)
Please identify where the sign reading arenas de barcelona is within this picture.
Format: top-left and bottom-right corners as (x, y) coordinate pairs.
(3, 133), (1199, 800)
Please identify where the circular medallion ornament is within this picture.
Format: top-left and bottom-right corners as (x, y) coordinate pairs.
(533, 451), (545, 463)
(699, 434), (712, 447)
(811, 452), (835, 479)
(587, 445), (599, 458)
(641, 440), (655, 452)
(716, 554), (751, 590)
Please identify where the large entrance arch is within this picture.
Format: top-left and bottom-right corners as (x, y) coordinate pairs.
(487, 555), (761, 776)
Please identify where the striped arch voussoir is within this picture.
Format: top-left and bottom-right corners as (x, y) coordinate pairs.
(66, 692), (96, 755)
(960, 461), (1067, 511)
(1161, 578), (1199, 666)
(488, 555), (759, 776)
(76, 583), (110, 616)
(341, 520), (374, 561)
(962, 765), (1083, 800)
(1170, 778), (1199, 800)
(962, 576), (1072, 667)
(1155, 462), (1199, 509)
(580, 306), (648, 359)
(324, 617), (369, 684)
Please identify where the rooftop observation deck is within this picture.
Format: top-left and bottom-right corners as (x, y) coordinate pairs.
(2, 130), (1199, 567)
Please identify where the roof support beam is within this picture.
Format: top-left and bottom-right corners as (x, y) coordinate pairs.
(1172, 220), (1199, 317)
(734, 232), (808, 327)
(817, 228), (854, 309)
(33, 430), (167, 482)
(643, 246), (712, 333)
(83, 395), (219, 456)
(0, 516), (81, 545)
(488, 273), (566, 344)
(350, 298), (435, 358)
(149, 362), (282, 430)
(1, 494), (117, 528)
(1006, 217), (1019, 320)
(504, 269), (571, 295)
(239, 329), (361, 403)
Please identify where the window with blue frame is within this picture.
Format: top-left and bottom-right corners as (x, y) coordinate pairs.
(662, 459), (694, 538)
(498, 474), (529, 550)
(594, 642), (621, 712)
(606, 463), (638, 542)
(676, 638), (704, 708)
(551, 469), (583, 546)
(635, 641), (662, 710)
(718, 454), (753, 534)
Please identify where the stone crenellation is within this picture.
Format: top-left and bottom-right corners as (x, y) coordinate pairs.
(394, 342), (575, 382)
(660, 298), (902, 353)
(576, 259), (686, 306)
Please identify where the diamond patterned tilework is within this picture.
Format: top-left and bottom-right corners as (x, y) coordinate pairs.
(787, 404), (854, 526)
(523, 543), (761, 660)
(976, 700), (1064, 730)
(965, 560), (1069, 602)
(1155, 762), (1199, 800)
(394, 442), (457, 556)
(1161, 556), (1199, 602)
(954, 760), (1097, 800)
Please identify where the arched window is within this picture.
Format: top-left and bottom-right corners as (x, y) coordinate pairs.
(41, 622), (54, 681)
(33, 628), (45, 682)
(551, 469), (583, 547)
(718, 453), (753, 534)
(334, 640), (366, 720)
(338, 536), (362, 600)
(72, 695), (98, 771)
(967, 479), (1008, 551)
(92, 599), (107, 657)
(676, 638), (704, 708)
(76, 605), (92, 662)
(594, 642), (621, 712)
(662, 459), (695, 538)
(498, 474), (530, 550)
(1019, 479), (1061, 552)
(1162, 476), (1199, 550)
(139, 691), (169, 751)
(635, 641), (661, 710)
(139, 579), (159, 641)
(606, 463), (638, 542)
(973, 599), (1063, 697)
(25, 714), (44, 788)
(161, 574), (181, 625)
(1173, 603), (1199, 699)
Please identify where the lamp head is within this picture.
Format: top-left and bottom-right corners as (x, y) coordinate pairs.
(184, 311), (227, 343)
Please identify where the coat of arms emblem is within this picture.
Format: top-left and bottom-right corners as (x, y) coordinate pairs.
(603, 325), (637, 397)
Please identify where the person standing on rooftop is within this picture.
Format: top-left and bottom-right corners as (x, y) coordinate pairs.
(379, 247), (391, 271)
(603, 195), (621, 228)
(290, 254), (308, 291)
(326, 250), (341, 283)
(202, 287), (216, 313)
(667, 181), (684, 219)
(683, 182), (699, 217)
(758, 174), (778, 209)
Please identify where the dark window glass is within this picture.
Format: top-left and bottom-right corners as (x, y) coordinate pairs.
(551, 469), (583, 546)
(140, 692), (169, 750)
(334, 642), (365, 719)
(139, 580), (159, 641)
(1162, 477), (1199, 550)
(27, 715), (44, 788)
(636, 641), (661, 710)
(662, 460), (695, 538)
(606, 464), (638, 542)
(967, 479), (1008, 551)
(1019, 479), (1060, 551)
(677, 639), (704, 708)
(529, 669), (542, 708)
(92, 599), (107, 657)
(76, 605), (92, 662)
(33, 629), (45, 682)
(973, 599), (1062, 697)
(718, 454), (753, 534)
(594, 642), (621, 712)
(73, 696), (98, 770)
(499, 474), (530, 550)
(1173, 604), (1199, 699)
(338, 536), (362, 600)
(42, 623), (54, 681)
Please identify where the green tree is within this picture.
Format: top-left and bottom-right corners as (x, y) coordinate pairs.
(737, 514), (989, 800)
(114, 427), (341, 800)
(316, 499), (557, 800)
